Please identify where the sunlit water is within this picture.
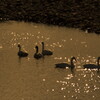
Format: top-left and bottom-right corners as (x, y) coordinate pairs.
(0, 21), (100, 100)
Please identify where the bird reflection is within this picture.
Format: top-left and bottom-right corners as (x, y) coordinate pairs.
(55, 57), (77, 71)
(18, 56), (21, 64)
(17, 44), (28, 57)
(83, 57), (100, 71)
(34, 46), (43, 59)
(41, 42), (53, 56)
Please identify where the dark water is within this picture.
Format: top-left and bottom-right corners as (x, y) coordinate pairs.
(0, 21), (100, 100)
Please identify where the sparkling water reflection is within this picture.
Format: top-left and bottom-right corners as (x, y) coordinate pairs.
(0, 21), (100, 100)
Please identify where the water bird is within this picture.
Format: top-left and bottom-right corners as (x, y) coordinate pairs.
(17, 44), (28, 57)
(42, 42), (53, 56)
(34, 46), (43, 59)
(83, 57), (100, 70)
(55, 57), (77, 70)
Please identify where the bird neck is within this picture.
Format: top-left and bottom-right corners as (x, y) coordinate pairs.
(97, 58), (100, 66)
(71, 58), (74, 66)
(36, 47), (38, 54)
(42, 43), (44, 51)
(19, 46), (21, 52)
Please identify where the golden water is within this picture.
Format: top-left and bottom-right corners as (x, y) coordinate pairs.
(0, 21), (100, 100)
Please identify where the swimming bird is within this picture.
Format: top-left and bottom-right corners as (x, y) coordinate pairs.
(17, 44), (28, 57)
(34, 46), (43, 59)
(55, 56), (76, 70)
(41, 42), (53, 56)
(83, 57), (100, 70)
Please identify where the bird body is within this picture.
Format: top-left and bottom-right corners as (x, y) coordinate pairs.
(83, 64), (99, 69)
(34, 53), (43, 59)
(17, 44), (28, 57)
(42, 50), (53, 55)
(18, 51), (28, 57)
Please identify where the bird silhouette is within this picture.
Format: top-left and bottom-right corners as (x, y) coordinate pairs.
(34, 46), (43, 59)
(41, 42), (53, 56)
(83, 57), (100, 71)
(17, 44), (28, 57)
(55, 57), (76, 70)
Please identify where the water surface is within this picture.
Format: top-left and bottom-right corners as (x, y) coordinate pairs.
(0, 21), (100, 100)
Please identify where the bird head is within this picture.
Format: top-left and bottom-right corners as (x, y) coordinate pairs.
(35, 46), (38, 49)
(42, 42), (44, 45)
(18, 44), (21, 48)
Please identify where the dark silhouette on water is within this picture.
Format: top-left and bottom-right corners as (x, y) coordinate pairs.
(17, 44), (28, 57)
(41, 42), (53, 56)
(83, 57), (100, 71)
(34, 46), (43, 59)
(55, 57), (77, 70)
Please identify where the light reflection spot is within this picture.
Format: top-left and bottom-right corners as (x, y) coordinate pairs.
(83, 75), (86, 77)
(85, 84), (88, 86)
(47, 89), (49, 92)
(85, 45), (87, 47)
(38, 32), (40, 34)
(21, 98), (24, 100)
(52, 89), (55, 91)
(70, 38), (72, 40)
(86, 60), (89, 63)
(72, 95), (74, 98)
(41, 36), (43, 38)
(43, 79), (46, 82)
(68, 91), (70, 93)
(92, 96), (95, 98)
(60, 57), (62, 59)
(64, 57), (67, 59)
(0, 46), (3, 48)
(59, 45), (62, 47)
(56, 80), (59, 83)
